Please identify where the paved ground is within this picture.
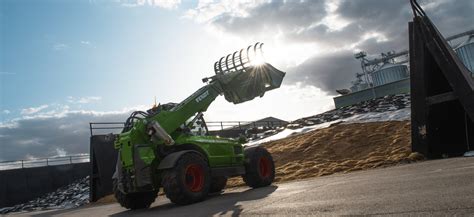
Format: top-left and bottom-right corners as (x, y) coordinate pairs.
(10, 157), (474, 216)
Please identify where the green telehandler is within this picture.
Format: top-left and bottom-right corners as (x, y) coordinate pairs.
(113, 43), (286, 209)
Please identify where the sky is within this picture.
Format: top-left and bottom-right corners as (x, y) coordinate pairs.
(0, 0), (473, 161)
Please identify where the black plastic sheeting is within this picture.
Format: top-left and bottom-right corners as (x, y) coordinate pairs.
(218, 63), (285, 104)
(89, 135), (118, 202)
(0, 163), (89, 208)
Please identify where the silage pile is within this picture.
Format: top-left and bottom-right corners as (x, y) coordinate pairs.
(264, 121), (421, 182)
(228, 121), (423, 187)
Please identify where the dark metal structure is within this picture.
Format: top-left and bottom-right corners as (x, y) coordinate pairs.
(409, 0), (474, 158)
(89, 132), (118, 202)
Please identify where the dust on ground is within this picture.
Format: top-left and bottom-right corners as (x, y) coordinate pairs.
(227, 120), (423, 187)
(95, 194), (116, 204)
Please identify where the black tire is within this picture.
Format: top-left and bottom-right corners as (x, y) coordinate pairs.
(112, 179), (157, 210)
(209, 176), (228, 193)
(242, 147), (275, 188)
(161, 152), (211, 205)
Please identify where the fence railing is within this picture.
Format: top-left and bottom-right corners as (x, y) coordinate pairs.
(90, 120), (287, 135)
(0, 155), (90, 171)
(89, 122), (125, 136)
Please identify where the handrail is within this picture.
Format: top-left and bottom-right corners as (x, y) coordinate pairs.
(446, 29), (474, 41)
(89, 122), (125, 136)
(89, 120), (288, 135)
(0, 154), (90, 170)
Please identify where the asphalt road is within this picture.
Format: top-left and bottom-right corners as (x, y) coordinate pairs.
(10, 157), (474, 216)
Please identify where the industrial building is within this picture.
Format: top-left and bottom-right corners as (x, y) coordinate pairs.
(334, 29), (474, 108)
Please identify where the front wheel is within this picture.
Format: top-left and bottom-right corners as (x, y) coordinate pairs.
(112, 179), (157, 210)
(161, 152), (211, 205)
(242, 147), (275, 188)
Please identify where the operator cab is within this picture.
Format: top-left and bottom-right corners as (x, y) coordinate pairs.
(183, 112), (209, 136)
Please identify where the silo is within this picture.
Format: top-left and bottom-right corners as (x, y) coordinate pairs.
(371, 63), (409, 86)
(455, 35), (474, 76)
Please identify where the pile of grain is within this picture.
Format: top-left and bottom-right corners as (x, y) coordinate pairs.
(228, 121), (423, 187)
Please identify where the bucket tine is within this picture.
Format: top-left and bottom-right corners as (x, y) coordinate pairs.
(209, 43), (286, 104)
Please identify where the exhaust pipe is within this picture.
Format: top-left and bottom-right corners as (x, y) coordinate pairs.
(148, 121), (175, 146)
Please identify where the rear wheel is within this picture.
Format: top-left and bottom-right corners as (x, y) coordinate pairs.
(242, 147), (275, 188)
(112, 179), (157, 210)
(161, 152), (211, 205)
(209, 176), (228, 193)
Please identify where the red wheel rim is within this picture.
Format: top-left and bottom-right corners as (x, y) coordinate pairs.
(258, 157), (271, 178)
(185, 164), (204, 192)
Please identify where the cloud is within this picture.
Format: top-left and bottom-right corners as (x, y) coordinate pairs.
(286, 50), (361, 93)
(186, 0), (327, 36)
(54, 148), (67, 157)
(0, 106), (149, 161)
(185, 0), (474, 92)
(2, 110), (10, 114)
(80, 41), (91, 45)
(20, 105), (49, 115)
(17, 138), (43, 146)
(53, 43), (69, 51)
(67, 96), (102, 104)
(121, 0), (181, 9)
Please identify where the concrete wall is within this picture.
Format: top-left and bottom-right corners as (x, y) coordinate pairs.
(0, 163), (90, 208)
(334, 78), (410, 108)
